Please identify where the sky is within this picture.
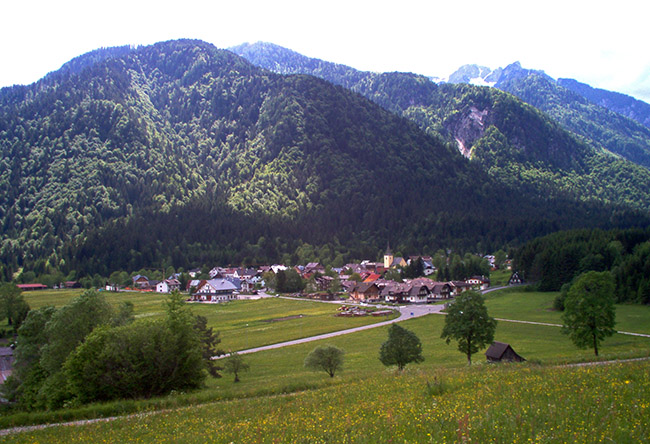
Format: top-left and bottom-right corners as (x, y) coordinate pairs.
(2, 0), (649, 103)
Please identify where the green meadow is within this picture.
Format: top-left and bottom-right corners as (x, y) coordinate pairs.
(14, 290), (398, 351)
(1, 287), (649, 442)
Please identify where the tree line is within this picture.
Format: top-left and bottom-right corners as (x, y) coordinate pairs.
(513, 227), (650, 304)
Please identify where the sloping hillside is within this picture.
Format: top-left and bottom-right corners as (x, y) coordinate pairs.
(1, 40), (649, 278)
(231, 42), (650, 209)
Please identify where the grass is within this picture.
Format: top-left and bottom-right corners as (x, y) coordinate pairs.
(17, 290), (398, 351)
(3, 360), (648, 443)
(1, 286), (649, 439)
(488, 268), (512, 286)
(484, 286), (650, 334)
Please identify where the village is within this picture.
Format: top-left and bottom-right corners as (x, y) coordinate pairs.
(115, 247), (523, 305)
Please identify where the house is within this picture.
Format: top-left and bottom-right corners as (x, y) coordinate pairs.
(187, 279), (202, 292)
(508, 271), (524, 285)
(156, 279), (181, 293)
(363, 272), (381, 283)
(429, 283), (452, 300)
(191, 279), (238, 303)
(270, 264), (288, 274)
(449, 281), (473, 296)
(466, 275), (490, 291)
(64, 281), (80, 288)
(408, 256), (435, 275)
(406, 284), (430, 304)
(225, 277), (242, 291)
(340, 280), (357, 293)
(209, 267), (225, 279)
(349, 282), (381, 302)
(188, 268), (202, 278)
(485, 342), (526, 363)
(381, 282), (412, 303)
(422, 260), (436, 276)
(315, 275), (334, 291)
(304, 262), (325, 275)
(132, 275), (150, 289)
(16, 283), (48, 291)
(234, 268), (257, 280)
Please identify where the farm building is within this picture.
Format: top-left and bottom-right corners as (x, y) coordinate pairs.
(485, 342), (526, 363)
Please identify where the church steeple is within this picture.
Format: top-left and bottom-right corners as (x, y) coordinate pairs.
(384, 242), (394, 269)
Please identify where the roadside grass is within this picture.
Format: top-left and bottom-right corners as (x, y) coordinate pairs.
(3, 359), (648, 443)
(488, 268), (511, 286)
(2, 306), (648, 432)
(483, 287), (650, 334)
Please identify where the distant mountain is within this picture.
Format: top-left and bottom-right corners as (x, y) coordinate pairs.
(448, 65), (501, 86)
(1, 40), (649, 279)
(231, 42), (650, 208)
(444, 62), (650, 169)
(557, 77), (650, 128)
(0, 39), (607, 277)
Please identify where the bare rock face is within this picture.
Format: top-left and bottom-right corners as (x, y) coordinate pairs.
(448, 106), (489, 159)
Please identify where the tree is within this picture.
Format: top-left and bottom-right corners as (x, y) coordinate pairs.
(403, 257), (424, 279)
(440, 290), (496, 365)
(64, 293), (206, 404)
(379, 324), (424, 371)
(494, 250), (507, 270)
(111, 301), (135, 327)
(194, 315), (225, 377)
(562, 271), (616, 356)
(304, 345), (344, 377)
(0, 283), (30, 333)
(40, 289), (113, 375)
(223, 352), (250, 382)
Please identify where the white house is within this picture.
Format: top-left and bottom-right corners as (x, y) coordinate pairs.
(156, 279), (181, 293)
(192, 279), (238, 302)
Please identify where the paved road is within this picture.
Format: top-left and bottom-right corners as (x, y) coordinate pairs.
(219, 301), (446, 357)
(225, 284), (650, 357)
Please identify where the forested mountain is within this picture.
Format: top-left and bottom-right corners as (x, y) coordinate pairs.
(556, 78), (650, 129)
(1, 40), (649, 279)
(443, 62), (650, 169)
(231, 43), (650, 209)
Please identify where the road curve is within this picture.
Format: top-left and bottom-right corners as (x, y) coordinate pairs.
(218, 302), (446, 357)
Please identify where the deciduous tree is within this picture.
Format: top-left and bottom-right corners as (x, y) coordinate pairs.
(379, 324), (424, 371)
(441, 290), (496, 365)
(562, 271), (616, 356)
(223, 352), (250, 382)
(0, 283), (30, 333)
(304, 345), (344, 377)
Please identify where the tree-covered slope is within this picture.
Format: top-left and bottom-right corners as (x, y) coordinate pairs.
(1, 40), (649, 278)
(557, 77), (650, 129)
(231, 42), (650, 212)
(496, 70), (650, 169)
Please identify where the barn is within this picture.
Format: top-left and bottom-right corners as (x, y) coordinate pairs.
(485, 341), (526, 363)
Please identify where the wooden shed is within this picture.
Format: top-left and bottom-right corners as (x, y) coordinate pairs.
(485, 341), (526, 363)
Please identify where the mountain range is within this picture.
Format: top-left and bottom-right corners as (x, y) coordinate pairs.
(1, 39), (649, 279)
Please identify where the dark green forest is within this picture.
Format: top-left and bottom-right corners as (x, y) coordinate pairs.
(232, 43), (650, 210)
(1, 40), (650, 281)
(513, 227), (650, 304)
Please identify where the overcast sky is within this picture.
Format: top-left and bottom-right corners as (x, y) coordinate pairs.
(3, 0), (649, 103)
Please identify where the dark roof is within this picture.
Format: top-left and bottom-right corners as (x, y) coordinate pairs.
(351, 282), (379, 293)
(486, 342), (510, 359)
(485, 341), (526, 362)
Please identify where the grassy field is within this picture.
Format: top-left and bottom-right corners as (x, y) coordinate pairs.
(3, 359), (648, 443)
(13, 290), (398, 351)
(484, 287), (650, 334)
(1, 286), (649, 440)
(487, 268), (512, 286)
